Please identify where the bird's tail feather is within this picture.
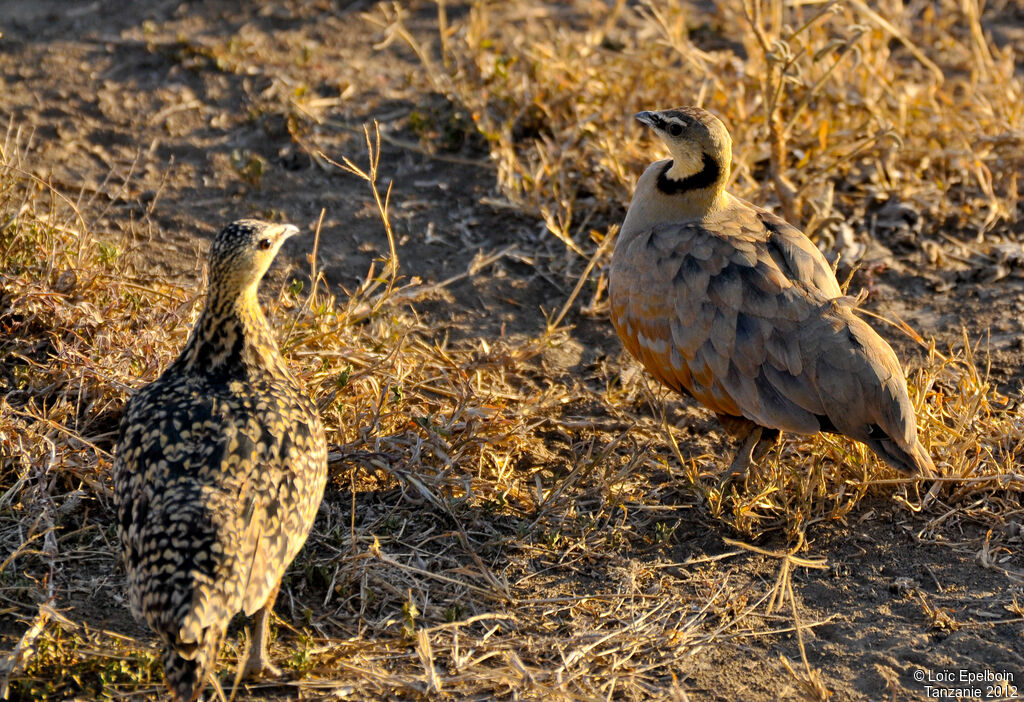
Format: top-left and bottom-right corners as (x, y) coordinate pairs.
(871, 435), (936, 477)
(162, 631), (221, 702)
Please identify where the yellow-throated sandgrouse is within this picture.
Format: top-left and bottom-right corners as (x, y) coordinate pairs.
(609, 107), (934, 476)
(113, 220), (328, 701)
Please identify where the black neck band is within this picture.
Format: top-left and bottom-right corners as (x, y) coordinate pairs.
(657, 152), (721, 195)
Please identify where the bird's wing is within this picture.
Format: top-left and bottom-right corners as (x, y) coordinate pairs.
(113, 380), (261, 644)
(238, 396), (326, 616)
(802, 306), (933, 474)
(753, 207), (932, 472)
(610, 206), (933, 474)
(610, 207), (838, 434)
(113, 399), (146, 614)
(754, 207), (844, 299)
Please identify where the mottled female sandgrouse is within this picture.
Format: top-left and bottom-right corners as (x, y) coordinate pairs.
(113, 220), (328, 701)
(610, 107), (934, 476)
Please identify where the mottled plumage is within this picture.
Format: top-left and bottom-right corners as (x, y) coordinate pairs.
(113, 220), (328, 701)
(610, 107), (934, 476)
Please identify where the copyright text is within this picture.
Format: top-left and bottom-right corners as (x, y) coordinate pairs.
(911, 668), (1018, 699)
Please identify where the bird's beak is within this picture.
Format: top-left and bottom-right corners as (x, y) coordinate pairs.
(279, 224), (300, 241)
(634, 111), (662, 129)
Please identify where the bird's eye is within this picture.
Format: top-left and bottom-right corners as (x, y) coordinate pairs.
(257, 238), (272, 251)
(668, 123), (684, 137)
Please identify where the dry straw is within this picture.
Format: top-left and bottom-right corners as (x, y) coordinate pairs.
(2, 1), (1023, 699)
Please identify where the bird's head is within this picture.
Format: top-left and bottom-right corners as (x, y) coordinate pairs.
(208, 219), (299, 298)
(634, 107), (732, 190)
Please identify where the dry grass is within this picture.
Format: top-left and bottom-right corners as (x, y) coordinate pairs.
(379, 0), (1023, 266)
(367, 0), (1024, 530)
(2, 1), (1024, 700)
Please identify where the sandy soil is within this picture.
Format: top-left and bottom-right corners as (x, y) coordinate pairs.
(1, 1), (1022, 700)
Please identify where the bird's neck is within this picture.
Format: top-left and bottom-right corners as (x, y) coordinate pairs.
(655, 151), (728, 214)
(176, 286), (291, 381)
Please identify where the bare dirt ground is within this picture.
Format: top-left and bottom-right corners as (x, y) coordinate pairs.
(1, 1), (1023, 700)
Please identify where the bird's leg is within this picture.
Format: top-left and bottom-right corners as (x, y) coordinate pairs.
(241, 582), (283, 681)
(723, 424), (763, 479)
(717, 426), (782, 493)
(750, 428), (781, 464)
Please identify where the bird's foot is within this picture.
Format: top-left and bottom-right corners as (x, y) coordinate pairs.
(715, 425), (781, 490)
(716, 426), (762, 488)
(750, 428), (781, 464)
(241, 650), (282, 681)
(714, 457), (748, 494)
(241, 598), (282, 682)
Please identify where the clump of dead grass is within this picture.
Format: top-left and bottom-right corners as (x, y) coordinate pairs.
(383, 0), (1023, 252)
(3, 3), (1024, 693)
(2, 121), (708, 698)
(368, 0), (1024, 534)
